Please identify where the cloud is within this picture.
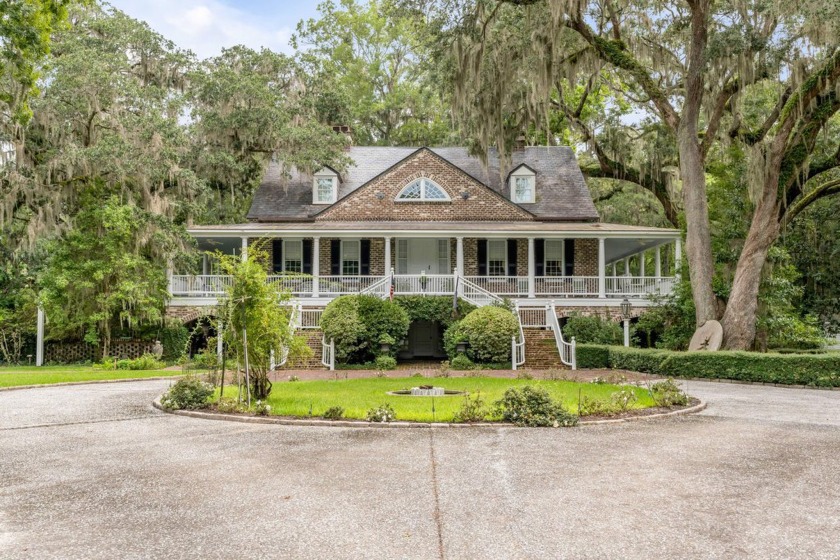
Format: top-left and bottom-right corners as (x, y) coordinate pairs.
(107, 0), (295, 59)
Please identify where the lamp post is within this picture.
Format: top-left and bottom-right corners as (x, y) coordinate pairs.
(620, 298), (632, 347)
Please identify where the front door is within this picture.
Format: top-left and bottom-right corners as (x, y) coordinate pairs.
(402, 320), (445, 358)
(397, 239), (450, 274)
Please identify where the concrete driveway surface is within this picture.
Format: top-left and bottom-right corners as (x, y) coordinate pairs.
(1, 378), (839, 559)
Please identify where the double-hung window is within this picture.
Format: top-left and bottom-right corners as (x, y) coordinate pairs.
(544, 240), (564, 276)
(487, 240), (507, 276)
(341, 240), (360, 276)
(283, 240), (303, 273)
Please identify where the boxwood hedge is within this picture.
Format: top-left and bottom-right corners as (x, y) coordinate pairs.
(577, 344), (840, 387)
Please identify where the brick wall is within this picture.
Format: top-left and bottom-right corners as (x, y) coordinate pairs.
(554, 305), (648, 321)
(165, 306), (215, 324)
(574, 239), (598, 276)
(316, 149), (534, 222)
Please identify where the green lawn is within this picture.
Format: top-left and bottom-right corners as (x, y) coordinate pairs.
(222, 376), (658, 422)
(0, 365), (181, 388)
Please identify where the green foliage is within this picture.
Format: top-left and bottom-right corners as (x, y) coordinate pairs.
(631, 277), (697, 350)
(562, 313), (623, 345)
(111, 353), (165, 371)
(0, 258), (38, 364)
(366, 403), (397, 423)
(452, 392), (488, 423)
(323, 406), (345, 420)
(216, 247), (302, 400)
(159, 325), (189, 362)
(649, 379), (689, 407)
(321, 295), (409, 363)
(293, 0), (455, 146)
(378, 333), (396, 345)
(456, 306), (519, 363)
(394, 296), (475, 327)
(160, 375), (214, 410)
(38, 191), (179, 359)
(576, 344), (840, 387)
(374, 355), (397, 371)
(494, 385), (578, 427)
(449, 353), (474, 370)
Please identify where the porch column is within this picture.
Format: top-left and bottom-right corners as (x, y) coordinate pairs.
(624, 257), (631, 276)
(456, 236), (464, 276)
(384, 236), (392, 278)
(36, 306), (45, 367)
(655, 246), (662, 279)
(675, 237), (682, 280)
(240, 237), (248, 262)
(527, 237), (536, 298)
(598, 237), (606, 298)
(312, 237), (320, 298)
(640, 251), (646, 277)
(202, 254), (208, 275)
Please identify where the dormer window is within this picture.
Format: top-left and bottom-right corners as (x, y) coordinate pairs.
(313, 168), (338, 204)
(509, 165), (536, 204)
(396, 178), (450, 201)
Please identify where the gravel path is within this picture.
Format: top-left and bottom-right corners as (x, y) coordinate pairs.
(1, 379), (839, 559)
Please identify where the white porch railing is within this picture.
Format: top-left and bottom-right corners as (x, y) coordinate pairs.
(169, 273), (677, 300)
(511, 303), (526, 371)
(464, 276), (529, 296)
(535, 276), (599, 297)
(299, 308), (323, 329)
(547, 304), (576, 370)
(606, 276), (675, 297)
(518, 306), (549, 327)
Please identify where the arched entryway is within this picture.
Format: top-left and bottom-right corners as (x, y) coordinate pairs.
(399, 320), (447, 359)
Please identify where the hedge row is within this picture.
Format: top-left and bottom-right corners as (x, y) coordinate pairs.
(577, 344), (840, 387)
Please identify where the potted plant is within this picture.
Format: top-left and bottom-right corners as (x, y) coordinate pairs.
(379, 333), (396, 354)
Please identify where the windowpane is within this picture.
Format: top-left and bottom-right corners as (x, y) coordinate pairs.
(545, 239), (563, 276)
(488, 240), (506, 277)
(316, 177), (335, 202)
(437, 239), (449, 273)
(284, 240), (302, 273)
(514, 176), (534, 203)
(396, 239), (408, 274)
(342, 241), (360, 276)
(424, 180), (447, 199)
(398, 180), (422, 199)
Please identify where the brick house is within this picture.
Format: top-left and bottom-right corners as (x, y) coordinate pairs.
(167, 146), (680, 367)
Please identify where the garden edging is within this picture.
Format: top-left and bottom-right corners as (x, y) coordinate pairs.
(152, 396), (707, 428)
(0, 375), (183, 392)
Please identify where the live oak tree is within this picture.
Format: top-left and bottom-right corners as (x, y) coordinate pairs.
(421, 0), (840, 349)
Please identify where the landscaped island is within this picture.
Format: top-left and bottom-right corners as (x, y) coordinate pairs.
(161, 374), (694, 426)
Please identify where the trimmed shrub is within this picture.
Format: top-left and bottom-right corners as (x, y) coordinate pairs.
(374, 355), (397, 371)
(494, 385), (578, 427)
(452, 392), (489, 423)
(457, 306), (519, 363)
(574, 345), (840, 387)
(449, 353), (474, 370)
(562, 313), (623, 345)
(576, 344), (610, 368)
(443, 320), (466, 358)
(320, 295), (409, 363)
(160, 376), (214, 410)
(649, 379), (688, 407)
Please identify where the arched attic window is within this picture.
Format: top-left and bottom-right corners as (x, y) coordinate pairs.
(395, 178), (450, 201)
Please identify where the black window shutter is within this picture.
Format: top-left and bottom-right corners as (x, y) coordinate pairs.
(272, 239), (283, 273)
(330, 240), (341, 275)
(535, 239), (544, 277)
(507, 239), (517, 276)
(477, 239), (487, 276)
(564, 239), (575, 276)
(302, 239), (313, 275)
(360, 239), (371, 276)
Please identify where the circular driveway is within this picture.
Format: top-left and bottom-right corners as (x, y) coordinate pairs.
(1, 379), (839, 559)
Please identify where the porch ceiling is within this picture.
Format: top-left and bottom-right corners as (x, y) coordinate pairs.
(188, 220), (679, 240)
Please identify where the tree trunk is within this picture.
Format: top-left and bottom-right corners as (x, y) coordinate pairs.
(678, 130), (718, 326)
(721, 187), (781, 350)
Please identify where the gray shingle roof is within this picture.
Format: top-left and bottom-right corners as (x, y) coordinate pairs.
(246, 146), (600, 222)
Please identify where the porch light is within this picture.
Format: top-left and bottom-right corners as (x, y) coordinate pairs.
(620, 298), (631, 320)
(620, 298), (631, 347)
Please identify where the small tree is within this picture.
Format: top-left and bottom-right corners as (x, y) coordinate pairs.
(216, 247), (309, 401)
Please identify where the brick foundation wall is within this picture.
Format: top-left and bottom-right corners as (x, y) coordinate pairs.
(281, 329), (326, 370)
(555, 305), (648, 321)
(165, 307), (215, 324)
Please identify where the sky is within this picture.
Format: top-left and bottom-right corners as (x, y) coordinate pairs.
(106, 0), (323, 58)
